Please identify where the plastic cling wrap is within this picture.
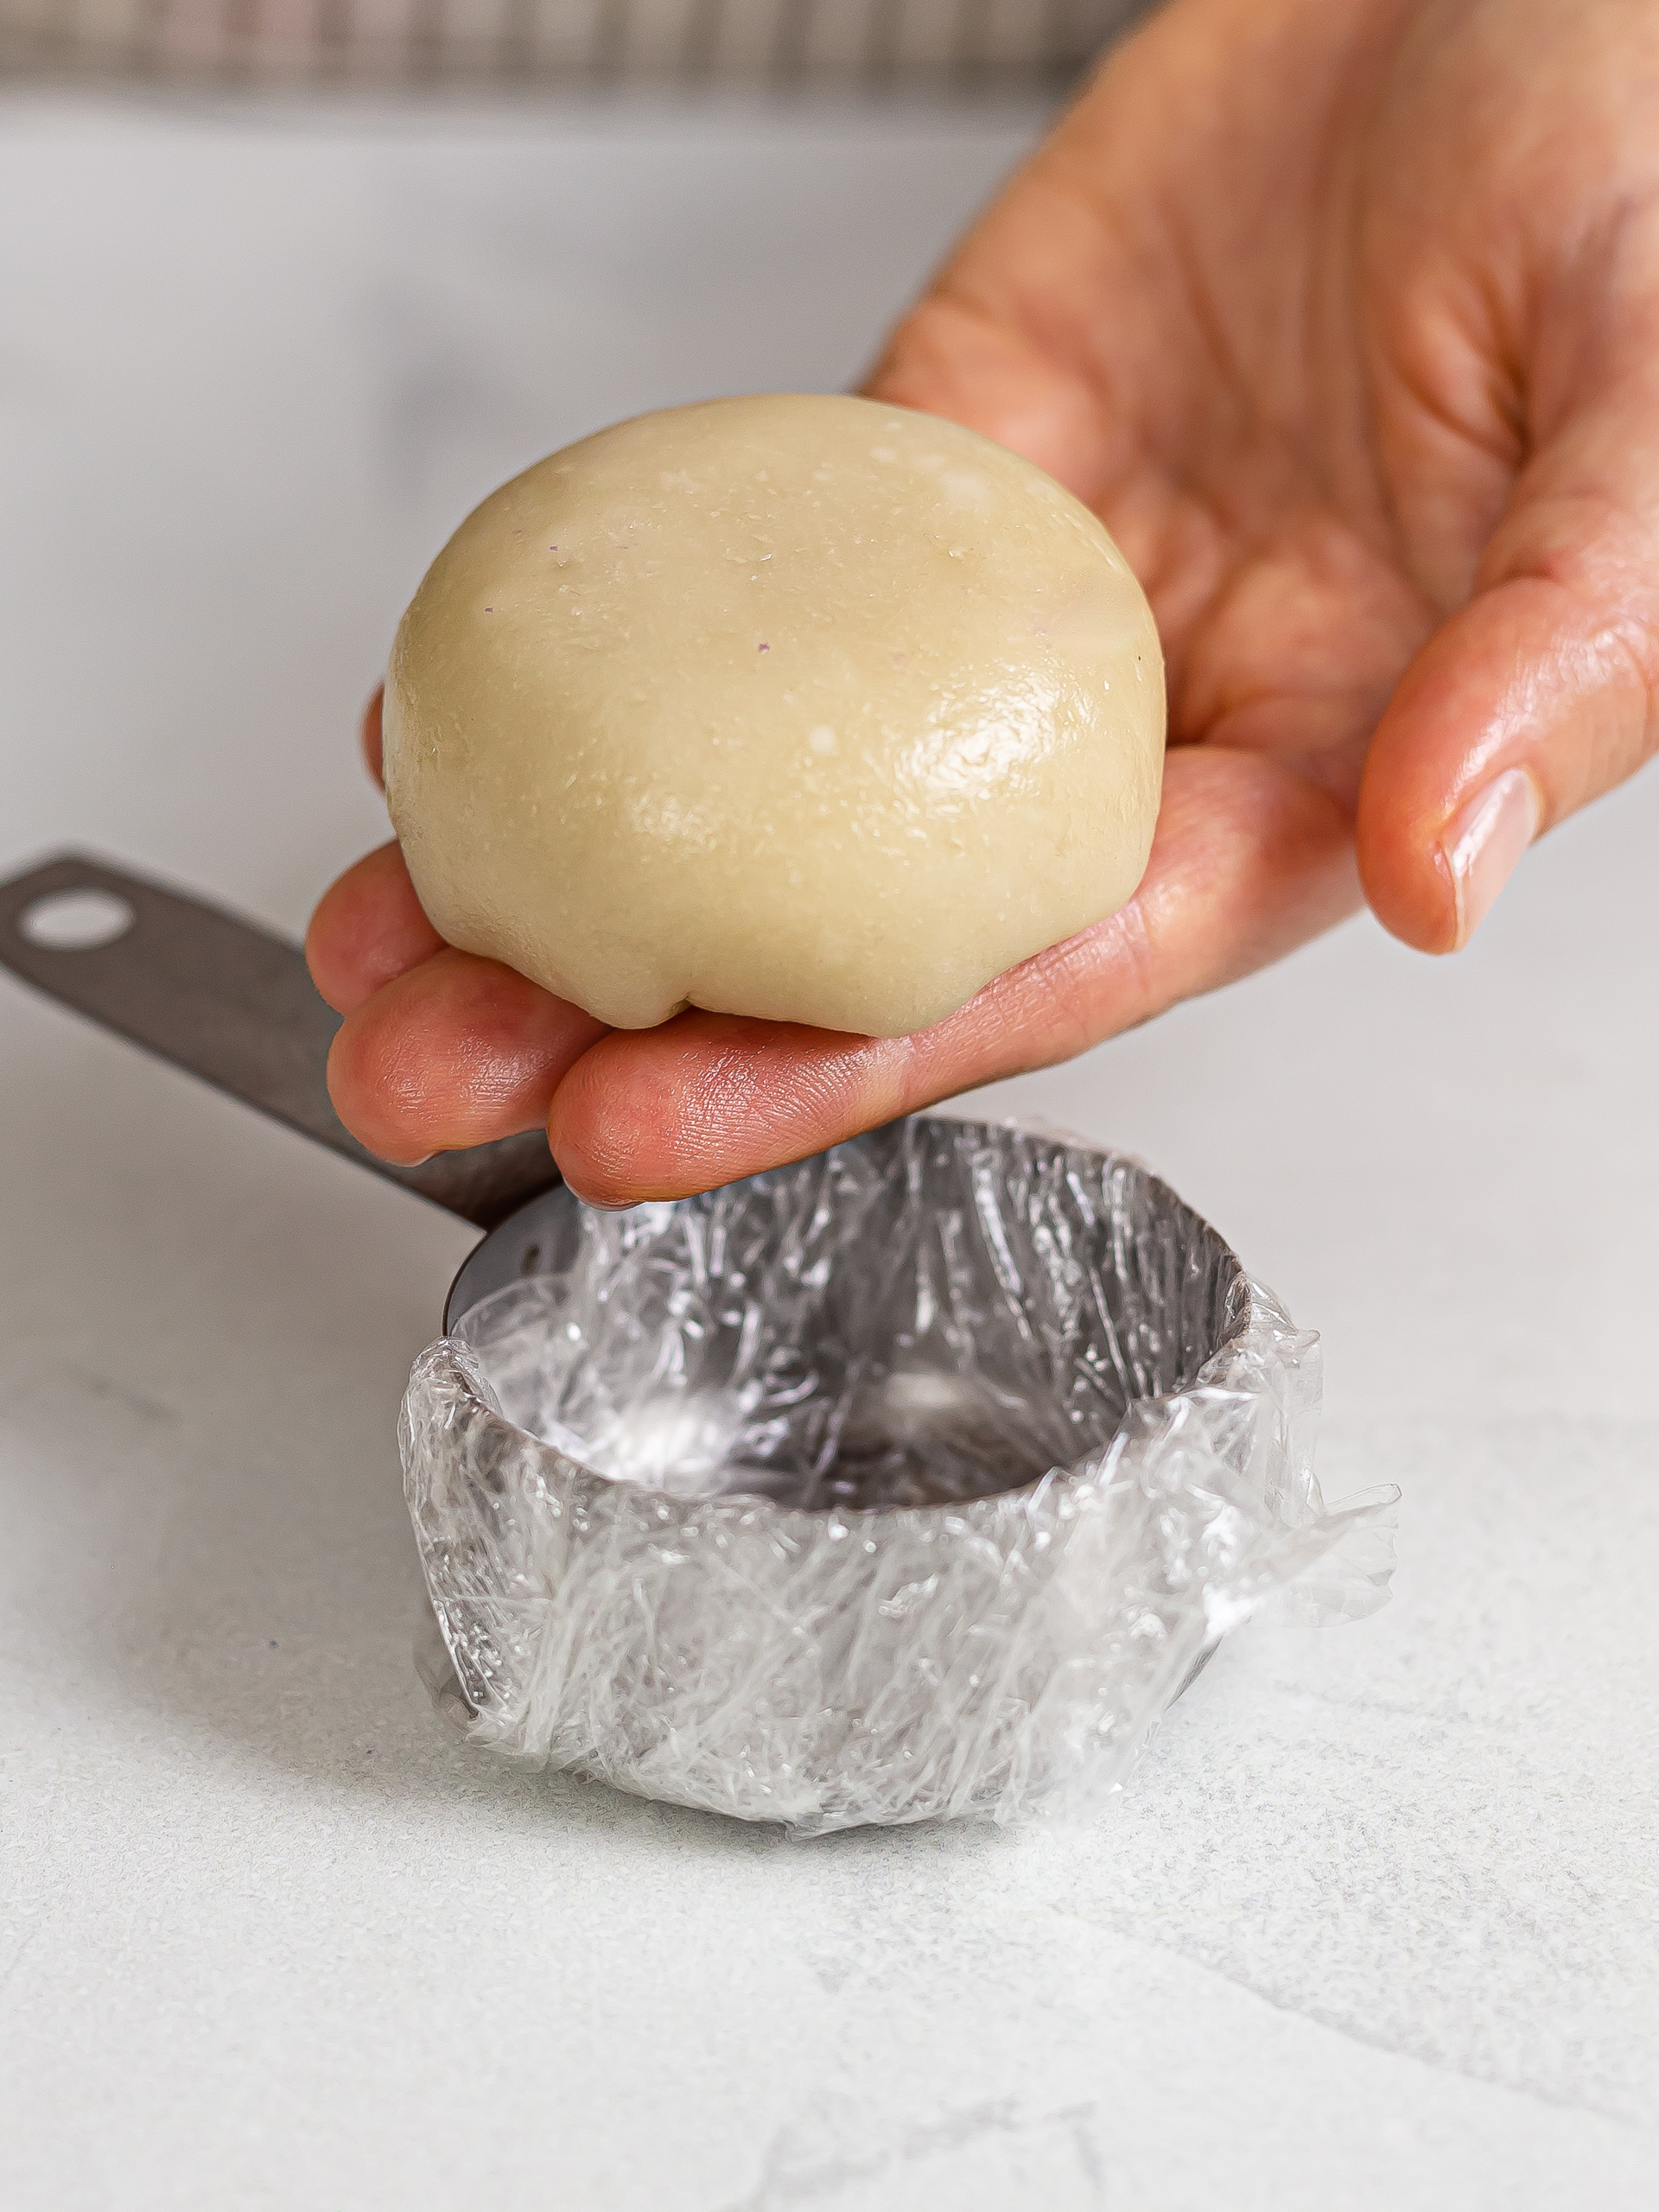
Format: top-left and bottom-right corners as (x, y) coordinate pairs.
(401, 1117), (1394, 1834)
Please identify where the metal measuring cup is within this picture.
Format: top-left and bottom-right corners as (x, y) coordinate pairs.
(1, 848), (1376, 1835)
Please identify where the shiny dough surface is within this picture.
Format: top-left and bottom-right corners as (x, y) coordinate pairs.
(385, 393), (1166, 1037)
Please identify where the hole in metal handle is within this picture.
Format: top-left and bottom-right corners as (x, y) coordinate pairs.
(18, 888), (137, 950)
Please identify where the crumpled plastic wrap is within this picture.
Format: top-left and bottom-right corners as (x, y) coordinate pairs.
(402, 1116), (1395, 1834)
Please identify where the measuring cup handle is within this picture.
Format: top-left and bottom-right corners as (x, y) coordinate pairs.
(0, 850), (560, 1231)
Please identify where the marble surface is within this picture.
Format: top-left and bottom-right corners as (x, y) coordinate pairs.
(2, 90), (1656, 2211)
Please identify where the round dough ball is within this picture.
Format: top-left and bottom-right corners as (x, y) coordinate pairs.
(384, 393), (1165, 1038)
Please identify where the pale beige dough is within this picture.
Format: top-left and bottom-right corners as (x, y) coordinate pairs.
(384, 393), (1166, 1037)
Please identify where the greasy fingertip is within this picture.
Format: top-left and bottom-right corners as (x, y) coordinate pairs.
(327, 948), (608, 1163)
(1359, 571), (1658, 955)
(306, 841), (443, 1014)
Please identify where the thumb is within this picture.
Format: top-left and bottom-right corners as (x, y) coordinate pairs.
(854, 104), (1130, 502)
(1358, 287), (1659, 952)
(861, 276), (1111, 500)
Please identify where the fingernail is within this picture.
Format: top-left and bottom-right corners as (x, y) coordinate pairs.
(1442, 768), (1542, 949)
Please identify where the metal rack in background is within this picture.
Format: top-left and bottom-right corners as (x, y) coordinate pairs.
(0, 0), (1145, 87)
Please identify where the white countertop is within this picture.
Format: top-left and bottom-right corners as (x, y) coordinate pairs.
(2, 90), (1656, 2211)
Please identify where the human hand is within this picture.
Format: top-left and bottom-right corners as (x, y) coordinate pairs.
(308, 0), (1659, 1203)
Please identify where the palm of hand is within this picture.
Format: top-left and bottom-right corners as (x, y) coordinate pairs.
(887, 0), (1656, 911)
(887, 0), (1451, 804)
(308, 0), (1659, 1203)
